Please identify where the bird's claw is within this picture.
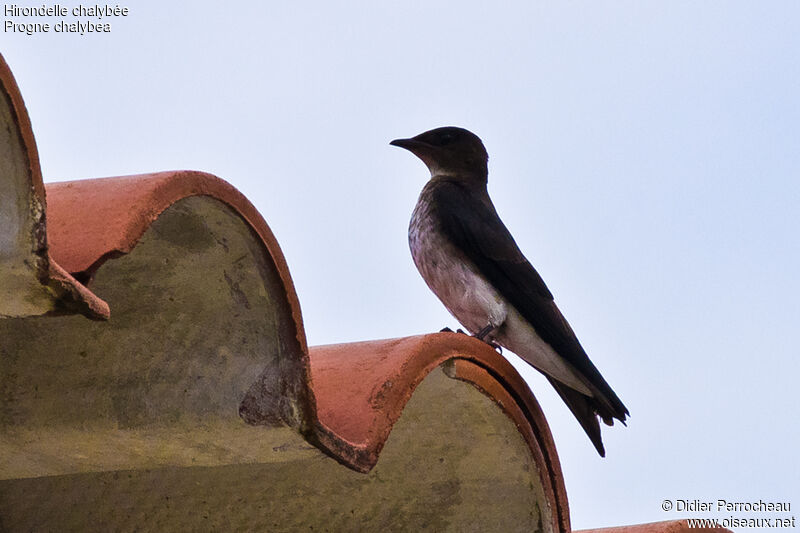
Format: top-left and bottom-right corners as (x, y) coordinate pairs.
(476, 337), (503, 354)
(487, 340), (503, 354)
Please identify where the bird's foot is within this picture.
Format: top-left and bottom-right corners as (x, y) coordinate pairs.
(440, 326), (501, 353)
(474, 324), (494, 341)
(473, 324), (502, 353)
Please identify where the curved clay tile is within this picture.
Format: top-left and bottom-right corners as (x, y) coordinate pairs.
(45, 171), (307, 353)
(0, 53), (108, 319)
(309, 332), (571, 533)
(42, 171), (315, 433)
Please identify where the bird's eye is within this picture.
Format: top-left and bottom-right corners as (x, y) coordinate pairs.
(439, 133), (453, 145)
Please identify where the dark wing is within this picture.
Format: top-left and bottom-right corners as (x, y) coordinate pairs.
(429, 179), (629, 425)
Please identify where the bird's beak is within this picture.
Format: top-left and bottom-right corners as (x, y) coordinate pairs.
(389, 138), (416, 150)
(390, 137), (432, 154)
(391, 137), (437, 173)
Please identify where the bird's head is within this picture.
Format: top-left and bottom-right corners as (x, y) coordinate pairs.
(391, 126), (488, 181)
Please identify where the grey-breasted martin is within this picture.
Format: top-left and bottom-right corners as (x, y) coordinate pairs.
(391, 126), (628, 456)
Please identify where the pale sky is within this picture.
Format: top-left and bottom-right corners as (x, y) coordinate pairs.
(4, 2), (799, 530)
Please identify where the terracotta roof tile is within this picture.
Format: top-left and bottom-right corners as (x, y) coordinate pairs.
(45, 171), (307, 352)
(0, 53), (108, 319)
(308, 333), (571, 532)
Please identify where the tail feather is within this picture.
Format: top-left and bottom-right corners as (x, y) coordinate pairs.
(546, 376), (607, 457)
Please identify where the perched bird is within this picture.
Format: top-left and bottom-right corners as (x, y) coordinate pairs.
(391, 126), (628, 456)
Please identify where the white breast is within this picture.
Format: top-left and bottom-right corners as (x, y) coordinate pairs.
(409, 197), (508, 335)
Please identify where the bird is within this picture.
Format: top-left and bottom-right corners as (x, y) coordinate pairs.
(390, 126), (628, 456)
